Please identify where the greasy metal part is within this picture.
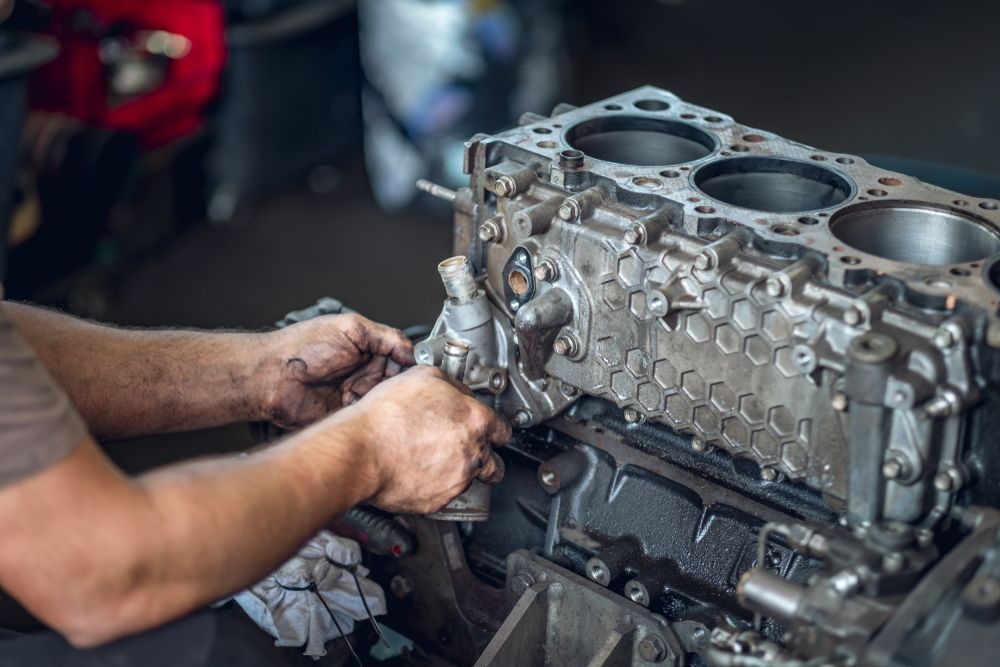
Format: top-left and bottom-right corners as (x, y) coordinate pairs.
(475, 551), (682, 666)
(398, 86), (1000, 667)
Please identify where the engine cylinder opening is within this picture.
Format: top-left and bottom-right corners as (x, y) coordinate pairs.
(693, 156), (853, 212)
(830, 203), (1000, 265)
(565, 115), (715, 166)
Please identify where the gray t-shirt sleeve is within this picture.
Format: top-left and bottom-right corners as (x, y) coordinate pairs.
(0, 294), (86, 487)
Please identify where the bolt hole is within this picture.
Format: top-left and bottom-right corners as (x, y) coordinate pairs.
(704, 116), (723, 123)
(980, 201), (999, 210)
(730, 144), (750, 152)
(532, 127), (552, 134)
(836, 157), (856, 164)
(743, 134), (766, 143)
(841, 256), (861, 265)
(604, 104), (623, 111)
(680, 113), (696, 119)
(950, 267), (971, 277)
(536, 140), (557, 149)
(660, 170), (681, 178)
(878, 176), (902, 186)
(798, 216), (820, 225)
(772, 224), (800, 236)
(695, 205), (716, 214)
(954, 199), (970, 207)
(508, 269), (530, 296)
(810, 154), (827, 161)
(868, 188), (888, 197)
(632, 176), (662, 189)
(634, 99), (670, 111)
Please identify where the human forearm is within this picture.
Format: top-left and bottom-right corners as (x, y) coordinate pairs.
(0, 412), (377, 647)
(4, 302), (270, 439)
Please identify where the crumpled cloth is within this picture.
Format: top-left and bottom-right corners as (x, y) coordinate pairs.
(230, 531), (387, 658)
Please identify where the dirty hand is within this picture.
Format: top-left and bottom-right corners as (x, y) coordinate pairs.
(259, 314), (415, 429)
(343, 365), (511, 514)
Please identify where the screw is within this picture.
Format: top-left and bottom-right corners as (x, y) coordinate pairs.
(761, 466), (778, 482)
(765, 275), (785, 297)
(553, 334), (578, 356)
(831, 392), (848, 412)
(624, 224), (645, 245)
(560, 381), (579, 397)
(479, 218), (502, 242)
(512, 410), (532, 428)
(534, 260), (557, 282)
(623, 407), (642, 424)
(637, 635), (668, 663)
(691, 437), (707, 453)
(693, 252), (713, 271)
(510, 570), (535, 598)
(489, 370), (507, 393)
(494, 175), (515, 197)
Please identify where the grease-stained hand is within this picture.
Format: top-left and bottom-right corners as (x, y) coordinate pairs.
(258, 314), (415, 429)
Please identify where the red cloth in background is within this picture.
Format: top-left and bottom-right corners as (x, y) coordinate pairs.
(28, 0), (226, 149)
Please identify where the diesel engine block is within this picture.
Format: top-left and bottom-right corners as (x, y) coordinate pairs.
(401, 87), (1000, 666)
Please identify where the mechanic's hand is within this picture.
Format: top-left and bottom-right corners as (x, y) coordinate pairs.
(260, 314), (415, 429)
(345, 365), (511, 514)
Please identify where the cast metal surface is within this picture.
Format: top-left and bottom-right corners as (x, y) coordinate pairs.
(392, 87), (1000, 666)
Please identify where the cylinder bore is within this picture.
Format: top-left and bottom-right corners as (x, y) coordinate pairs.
(693, 156), (853, 213)
(830, 203), (1000, 265)
(565, 115), (715, 166)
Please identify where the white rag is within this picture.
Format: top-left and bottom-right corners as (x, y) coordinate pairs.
(230, 531), (387, 658)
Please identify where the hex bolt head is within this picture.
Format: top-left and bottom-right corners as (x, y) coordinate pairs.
(557, 200), (580, 222)
(882, 458), (903, 480)
(843, 305), (864, 326)
(478, 219), (502, 242)
(831, 392), (848, 412)
(765, 275), (786, 298)
(882, 551), (905, 574)
(760, 466), (778, 482)
(623, 407), (642, 424)
(553, 334), (578, 356)
(534, 260), (557, 282)
(934, 466), (965, 492)
(512, 409), (532, 428)
(691, 437), (707, 453)
(637, 635), (668, 663)
(693, 252), (713, 271)
(624, 224), (645, 245)
(494, 175), (515, 197)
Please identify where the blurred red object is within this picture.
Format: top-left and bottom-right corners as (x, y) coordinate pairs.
(28, 0), (226, 149)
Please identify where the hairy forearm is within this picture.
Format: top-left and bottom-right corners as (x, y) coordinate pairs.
(0, 413), (377, 647)
(4, 302), (270, 439)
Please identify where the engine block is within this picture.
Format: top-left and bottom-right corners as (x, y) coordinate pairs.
(418, 85), (1000, 529)
(397, 87), (1000, 666)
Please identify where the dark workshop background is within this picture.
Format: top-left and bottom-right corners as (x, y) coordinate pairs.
(1, 0), (997, 465)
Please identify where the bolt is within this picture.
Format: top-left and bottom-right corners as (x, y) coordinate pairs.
(882, 552), (905, 574)
(647, 290), (670, 318)
(510, 570), (536, 598)
(765, 275), (785, 297)
(693, 252), (713, 271)
(539, 467), (558, 489)
(534, 260), (557, 282)
(553, 334), (578, 356)
(493, 175), (515, 197)
(512, 410), (532, 428)
(831, 392), (848, 412)
(623, 407), (642, 424)
(488, 370), (507, 393)
(625, 580), (650, 607)
(923, 389), (961, 419)
(624, 224), (646, 245)
(637, 635), (668, 663)
(557, 200), (580, 221)
(560, 381), (579, 397)
(390, 575), (414, 600)
(691, 437), (707, 453)
(934, 466), (964, 493)
(916, 528), (934, 548)
(479, 218), (502, 242)
(933, 327), (956, 350)
(843, 305), (864, 326)
(882, 458), (904, 480)
(760, 466), (778, 482)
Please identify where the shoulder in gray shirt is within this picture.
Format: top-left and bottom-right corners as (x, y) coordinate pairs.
(0, 290), (85, 487)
